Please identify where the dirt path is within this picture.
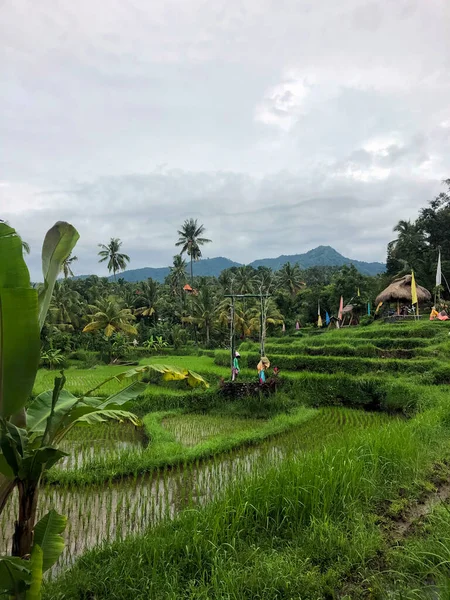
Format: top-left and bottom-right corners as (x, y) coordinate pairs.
(391, 481), (450, 539)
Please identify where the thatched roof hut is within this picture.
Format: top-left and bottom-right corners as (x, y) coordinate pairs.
(375, 274), (431, 305)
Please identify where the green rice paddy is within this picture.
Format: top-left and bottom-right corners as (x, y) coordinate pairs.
(4, 320), (450, 598)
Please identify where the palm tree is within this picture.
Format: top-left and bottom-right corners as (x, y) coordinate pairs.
(175, 219), (211, 284)
(98, 238), (130, 280)
(249, 298), (284, 348)
(276, 262), (304, 297)
(48, 281), (83, 330)
(134, 279), (159, 320)
(61, 253), (78, 278)
(218, 269), (234, 295)
(168, 254), (187, 295)
(183, 284), (219, 345)
(233, 266), (256, 294)
(83, 297), (137, 337)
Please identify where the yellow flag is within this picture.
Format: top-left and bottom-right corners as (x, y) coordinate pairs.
(357, 287), (360, 297)
(318, 314), (323, 327)
(375, 301), (383, 314)
(411, 271), (418, 305)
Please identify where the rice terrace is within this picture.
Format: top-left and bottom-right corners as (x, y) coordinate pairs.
(2, 179), (450, 600)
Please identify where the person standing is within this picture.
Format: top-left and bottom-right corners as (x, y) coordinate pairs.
(232, 351), (240, 381)
(257, 356), (270, 384)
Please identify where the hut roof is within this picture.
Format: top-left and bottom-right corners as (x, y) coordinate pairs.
(375, 274), (431, 305)
(342, 304), (353, 314)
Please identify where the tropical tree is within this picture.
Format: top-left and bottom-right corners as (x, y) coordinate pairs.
(175, 219), (211, 284)
(0, 222), (209, 598)
(48, 281), (83, 331)
(167, 254), (187, 295)
(218, 269), (235, 294)
(0, 220), (79, 596)
(276, 262), (304, 297)
(134, 279), (159, 320)
(249, 298), (284, 350)
(98, 238), (130, 280)
(83, 297), (137, 337)
(61, 252), (78, 278)
(183, 284), (220, 345)
(233, 266), (256, 294)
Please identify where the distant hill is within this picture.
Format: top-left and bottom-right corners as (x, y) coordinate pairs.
(249, 246), (385, 276)
(106, 257), (241, 283)
(88, 246), (384, 282)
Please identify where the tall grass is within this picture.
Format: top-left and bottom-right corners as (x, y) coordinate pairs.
(43, 406), (450, 599)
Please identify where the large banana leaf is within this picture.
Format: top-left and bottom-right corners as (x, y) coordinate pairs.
(26, 389), (79, 434)
(0, 224), (40, 418)
(0, 555), (30, 596)
(75, 408), (141, 426)
(33, 509), (67, 572)
(96, 381), (147, 408)
(28, 544), (43, 600)
(82, 364), (209, 397)
(114, 364), (209, 388)
(38, 222), (79, 330)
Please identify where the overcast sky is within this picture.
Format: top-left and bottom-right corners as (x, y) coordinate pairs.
(1, 0), (449, 279)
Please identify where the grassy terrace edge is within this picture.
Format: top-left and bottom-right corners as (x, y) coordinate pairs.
(44, 406), (316, 485)
(43, 391), (450, 600)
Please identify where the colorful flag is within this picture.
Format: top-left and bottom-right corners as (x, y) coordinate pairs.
(411, 271), (418, 305)
(367, 302), (371, 316)
(325, 311), (330, 325)
(436, 250), (442, 287)
(338, 296), (344, 320)
(317, 303), (322, 327)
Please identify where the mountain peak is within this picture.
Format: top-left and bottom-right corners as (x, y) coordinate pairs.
(93, 246), (385, 282)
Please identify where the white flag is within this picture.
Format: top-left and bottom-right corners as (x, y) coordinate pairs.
(436, 250), (442, 287)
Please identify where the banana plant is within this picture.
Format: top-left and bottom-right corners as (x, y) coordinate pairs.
(0, 221), (79, 598)
(0, 221), (209, 598)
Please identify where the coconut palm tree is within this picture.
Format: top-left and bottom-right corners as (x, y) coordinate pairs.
(61, 253), (78, 278)
(233, 266), (256, 294)
(183, 284), (220, 345)
(249, 298), (284, 348)
(276, 262), (304, 297)
(218, 269), (234, 295)
(48, 281), (83, 330)
(83, 297), (137, 337)
(134, 279), (159, 320)
(175, 219), (211, 284)
(98, 238), (130, 280)
(168, 254), (187, 295)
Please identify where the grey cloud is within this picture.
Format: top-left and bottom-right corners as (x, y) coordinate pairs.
(1, 0), (449, 279)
